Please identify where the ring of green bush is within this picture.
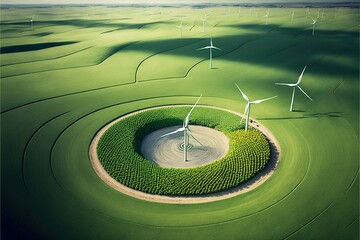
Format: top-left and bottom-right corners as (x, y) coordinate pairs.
(97, 106), (271, 195)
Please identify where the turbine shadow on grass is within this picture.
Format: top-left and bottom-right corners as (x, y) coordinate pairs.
(0, 41), (78, 54)
(258, 111), (342, 121)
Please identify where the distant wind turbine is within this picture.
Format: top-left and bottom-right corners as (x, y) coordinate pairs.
(197, 38), (221, 69)
(177, 18), (183, 37)
(275, 66), (313, 112)
(310, 17), (318, 36)
(30, 15), (34, 30)
(161, 95), (202, 162)
(237, 6), (241, 18)
(264, 9), (270, 25)
(235, 84), (277, 131)
(200, 15), (207, 32)
(306, 8), (310, 19)
(291, 10), (295, 22)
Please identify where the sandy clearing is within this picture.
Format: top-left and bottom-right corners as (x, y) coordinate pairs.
(141, 125), (229, 168)
(89, 105), (281, 204)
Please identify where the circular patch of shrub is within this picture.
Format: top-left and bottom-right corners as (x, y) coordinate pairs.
(97, 106), (271, 195)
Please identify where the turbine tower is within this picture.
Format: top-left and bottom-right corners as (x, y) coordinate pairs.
(30, 15), (34, 31)
(177, 18), (183, 37)
(200, 15), (206, 33)
(161, 95), (202, 162)
(197, 38), (221, 69)
(275, 66), (313, 112)
(264, 9), (270, 25)
(310, 17), (318, 36)
(235, 84), (277, 131)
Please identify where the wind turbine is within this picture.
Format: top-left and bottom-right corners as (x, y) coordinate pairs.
(237, 6), (241, 18)
(275, 66), (313, 112)
(264, 9), (270, 25)
(30, 15), (34, 31)
(200, 15), (207, 33)
(235, 84), (277, 131)
(310, 17), (318, 36)
(291, 10), (295, 23)
(177, 18), (183, 37)
(196, 38), (221, 69)
(160, 95), (202, 162)
(306, 8), (310, 19)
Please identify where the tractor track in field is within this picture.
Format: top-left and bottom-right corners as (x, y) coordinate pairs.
(282, 203), (334, 240)
(0, 46), (94, 67)
(346, 170), (358, 193)
(22, 111), (69, 190)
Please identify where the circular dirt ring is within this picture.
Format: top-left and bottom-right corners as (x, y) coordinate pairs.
(89, 105), (281, 204)
(141, 125), (229, 168)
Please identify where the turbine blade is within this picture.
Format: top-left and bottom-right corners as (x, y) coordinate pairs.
(160, 128), (184, 137)
(251, 96), (277, 104)
(296, 66), (307, 85)
(297, 86), (313, 101)
(185, 95), (202, 127)
(235, 83), (250, 102)
(275, 83), (293, 86)
(196, 46), (210, 50)
(211, 46), (221, 50)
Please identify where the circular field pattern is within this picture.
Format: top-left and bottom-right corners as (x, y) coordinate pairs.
(141, 125), (229, 168)
(1, 5), (358, 240)
(90, 106), (281, 202)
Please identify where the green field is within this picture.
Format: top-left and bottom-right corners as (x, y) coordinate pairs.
(1, 5), (359, 240)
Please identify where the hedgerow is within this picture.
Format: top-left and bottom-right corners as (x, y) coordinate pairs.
(97, 107), (271, 195)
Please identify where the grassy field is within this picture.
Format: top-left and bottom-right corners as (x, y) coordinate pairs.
(1, 5), (359, 240)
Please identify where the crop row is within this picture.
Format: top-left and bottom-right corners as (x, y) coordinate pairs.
(97, 107), (271, 195)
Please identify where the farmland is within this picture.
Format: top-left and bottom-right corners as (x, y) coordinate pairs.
(1, 3), (359, 240)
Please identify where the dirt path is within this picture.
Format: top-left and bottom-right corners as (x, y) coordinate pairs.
(89, 105), (281, 204)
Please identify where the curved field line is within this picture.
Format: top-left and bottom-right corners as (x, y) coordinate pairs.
(346, 216), (359, 228)
(149, 120), (313, 228)
(87, 116), (313, 229)
(48, 94), (201, 186)
(82, 106), (310, 228)
(346, 170), (359, 193)
(0, 46), (94, 67)
(1, 41), (139, 79)
(282, 203), (334, 240)
(134, 38), (204, 83)
(0, 82), (134, 114)
(138, 37), (258, 83)
(22, 111), (69, 190)
(333, 78), (345, 94)
(20, 96), (317, 230)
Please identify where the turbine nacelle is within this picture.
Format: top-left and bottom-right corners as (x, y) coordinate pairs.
(275, 66), (313, 111)
(235, 83), (277, 130)
(196, 38), (221, 69)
